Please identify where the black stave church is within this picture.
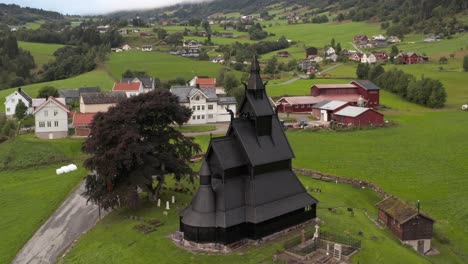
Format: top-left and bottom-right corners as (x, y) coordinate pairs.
(179, 57), (318, 245)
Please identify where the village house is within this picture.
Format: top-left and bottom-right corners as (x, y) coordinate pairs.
(79, 92), (126, 113)
(112, 82), (144, 97)
(373, 51), (389, 62)
(58, 87), (100, 105)
(333, 106), (384, 126)
(387, 36), (401, 43)
(141, 45), (153, 51)
(277, 51), (290, 58)
(276, 96), (321, 113)
(310, 55), (324, 63)
(396, 52), (429, 64)
(34, 97), (69, 139)
(72, 113), (96, 137)
(121, 77), (155, 92)
(4, 88), (33, 118)
(181, 48), (200, 57)
(122, 44), (132, 51)
(326, 47), (336, 56)
(211, 55), (224, 64)
(170, 86), (236, 124)
(305, 47), (318, 58)
(183, 39), (201, 48)
(327, 53), (338, 62)
(311, 100), (350, 121)
(377, 197), (434, 254)
(349, 52), (362, 62)
(353, 35), (368, 45)
(189, 76), (217, 88)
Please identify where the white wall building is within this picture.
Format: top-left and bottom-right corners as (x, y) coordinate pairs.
(34, 97), (69, 139)
(170, 86), (237, 124)
(4, 88), (33, 118)
(112, 82), (144, 97)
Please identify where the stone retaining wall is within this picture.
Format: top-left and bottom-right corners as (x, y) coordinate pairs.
(293, 167), (390, 198)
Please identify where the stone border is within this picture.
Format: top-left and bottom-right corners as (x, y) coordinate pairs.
(293, 167), (390, 198)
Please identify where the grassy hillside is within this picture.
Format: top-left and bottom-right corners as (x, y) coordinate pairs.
(106, 51), (226, 81)
(0, 135), (86, 263)
(18, 41), (64, 67)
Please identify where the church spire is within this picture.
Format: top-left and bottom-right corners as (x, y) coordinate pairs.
(247, 56), (265, 91)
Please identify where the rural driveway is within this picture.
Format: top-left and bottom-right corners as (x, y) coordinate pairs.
(183, 122), (229, 136)
(13, 182), (105, 264)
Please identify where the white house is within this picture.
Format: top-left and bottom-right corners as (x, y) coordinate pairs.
(4, 88), (33, 118)
(121, 77), (155, 93)
(170, 86), (237, 124)
(142, 45), (153, 51)
(34, 97), (69, 139)
(361, 54), (368, 64)
(326, 47), (336, 56)
(112, 82), (144, 97)
(368, 54), (377, 64)
(122, 44), (132, 51)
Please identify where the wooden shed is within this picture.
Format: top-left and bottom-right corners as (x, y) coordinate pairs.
(377, 197), (434, 254)
(333, 106), (384, 126)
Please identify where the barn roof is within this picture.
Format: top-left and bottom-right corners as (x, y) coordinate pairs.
(334, 106), (381, 117)
(311, 100), (331, 108)
(58, 89), (79, 99)
(196, 77), (216, 87)
(352, 80), (380, 91)
(34, 96), (69, 114)
(377, 196), (434, 224)
(315, 100), (348, 111)
(312, 84), (356, 89)
(277, 96), (323, 105)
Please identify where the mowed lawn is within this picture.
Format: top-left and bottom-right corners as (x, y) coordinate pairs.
(0, 135), (86, 263)
(288, 110), (468, 263)
(63, 174), (428, 264)
(106, 51), (226, 80)
(0, 69), (115, 113)
(18, 41), (64, 67)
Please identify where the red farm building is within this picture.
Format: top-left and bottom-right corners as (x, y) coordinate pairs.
(72, 113), (96, 137)
(333, 106), (384, 126)
(311, 100), (350, 121)
(396, 52), (429, 64)
(276, 96), (322, 113)
(377, 197), (434, 254)
(310, 80), (380, 108)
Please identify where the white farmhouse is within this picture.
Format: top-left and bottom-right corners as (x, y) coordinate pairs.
(4, 88), (33, 118)
(34, 97), (69, 139)
(361, 53), (368, 63)
(170, 86), (237, 124)
(326, 47), (336, 56)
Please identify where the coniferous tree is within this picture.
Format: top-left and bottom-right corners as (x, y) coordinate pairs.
(14, 100), (28, 120)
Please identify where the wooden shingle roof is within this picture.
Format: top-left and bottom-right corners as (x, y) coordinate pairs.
(376, 196), (434, 224)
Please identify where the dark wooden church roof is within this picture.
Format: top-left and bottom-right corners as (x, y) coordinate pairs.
(377, 196), (434, 224)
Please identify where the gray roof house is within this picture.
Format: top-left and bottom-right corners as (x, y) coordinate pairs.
(121, 77), (156, 90)
(179, 58), (318, 244)
(59, 87), (100, 104)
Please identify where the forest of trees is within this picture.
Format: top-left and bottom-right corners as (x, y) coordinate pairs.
(0, 29), (36, 89)
(357, 64), (447, 108)
(0, 3), (63, 25)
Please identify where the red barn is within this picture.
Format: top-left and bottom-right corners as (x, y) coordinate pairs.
(333, 106), (384, 126)
(276, 96), (323, 113)
(396, 52), (424, 64)
(310, 80), (380, 108)
(353, 35), (368, 44)
(72, 113), (96, 137)
(373, 51), (389, 62)
(351, 80), (380, 108)
(377, 197), (434, 254)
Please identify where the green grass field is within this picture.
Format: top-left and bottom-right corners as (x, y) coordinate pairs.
(176, 125), (216, 133)
(62, 174), (428, 264)
(288, 110), (468, 263)
(18, 41), (64, 67)
(106, 51), (226, 81)
(0, 135), (86, 263)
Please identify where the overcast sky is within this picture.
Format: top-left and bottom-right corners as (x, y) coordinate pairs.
(2, 0), (208, 15)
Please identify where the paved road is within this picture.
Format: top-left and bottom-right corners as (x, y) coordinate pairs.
(13, 182), (105, 264)
(349, 42), (363, 53)
(317, 63), (342, 75)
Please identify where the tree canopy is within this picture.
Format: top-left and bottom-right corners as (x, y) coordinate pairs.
(82, 89), (201, 209)
(37, 86), (58, 98)
(14, 100), (28, 120)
